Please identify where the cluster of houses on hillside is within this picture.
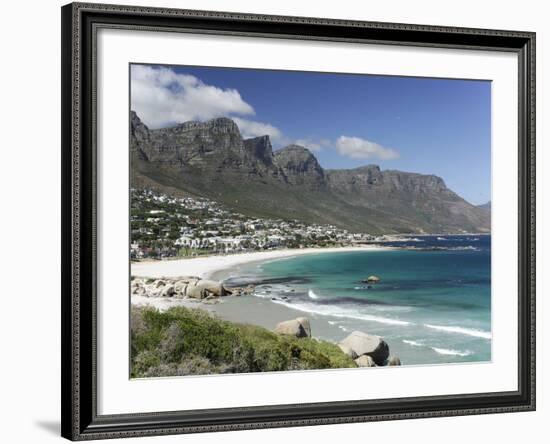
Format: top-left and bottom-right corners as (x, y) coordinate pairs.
(130, 189), (376, 259)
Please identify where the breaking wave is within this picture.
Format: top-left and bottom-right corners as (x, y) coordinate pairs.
(308, 289), (320, 299)
(403, 339), (473, 357)
(424, 324), (492, 339)
(431, 347), (473, 357)
(266, 297), (412, 326)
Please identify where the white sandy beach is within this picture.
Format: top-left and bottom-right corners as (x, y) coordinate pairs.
(130, 246), (388, 349)
(131, 245), (387, 279)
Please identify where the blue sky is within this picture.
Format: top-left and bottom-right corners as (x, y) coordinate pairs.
(131, 64), (491, 205)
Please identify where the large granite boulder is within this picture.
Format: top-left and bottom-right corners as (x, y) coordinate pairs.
(338, 344), (358, 359)
(355, 355), (376, 367)
(173, 282), (188, 298)
(185, 281), (204, 299)
(196, 279), (226, 297)
(275, 317), (311, 338)
(339, 331), (389, 365)
(180, 279), (226, 299)
(160, 284), (175, 297)
(295, 317), (311, 337)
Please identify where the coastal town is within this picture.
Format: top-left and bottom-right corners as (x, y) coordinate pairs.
(130, 188), (377, 260)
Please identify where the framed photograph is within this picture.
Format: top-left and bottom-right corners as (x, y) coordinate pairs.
(61, 2), (536, 440)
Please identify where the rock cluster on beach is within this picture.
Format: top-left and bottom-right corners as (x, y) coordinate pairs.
(274, 318), (401, 367)
(339, 330), (400, 367)
(132, 278), (401, 368)
(131, 276), (254, 302)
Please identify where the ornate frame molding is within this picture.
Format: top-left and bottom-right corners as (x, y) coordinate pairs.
(61, 2), (535, 440)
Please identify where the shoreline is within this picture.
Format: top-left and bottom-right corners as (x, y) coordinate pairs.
(131, 245), (389, 280)
(130, 240), (491, 366)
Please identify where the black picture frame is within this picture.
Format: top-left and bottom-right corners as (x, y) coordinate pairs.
(61, 2), (536, 440)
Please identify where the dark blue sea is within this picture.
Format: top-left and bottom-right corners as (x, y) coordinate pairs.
(225, 235), (491, 365)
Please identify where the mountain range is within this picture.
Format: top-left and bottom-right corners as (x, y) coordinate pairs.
(477, 201), (491, 212)
(130, 111), (490, 234)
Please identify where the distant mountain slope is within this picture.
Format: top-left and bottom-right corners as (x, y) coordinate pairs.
(130, 111), (490, 234)
(477, 201), (491, 211)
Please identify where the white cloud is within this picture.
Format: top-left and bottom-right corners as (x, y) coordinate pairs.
(335, 136), (399, 160)
(293, 138), (331, 152)
(233, 117), (282, 142)
(131, 65), (255, 128)
(130, 66), (399, 162)
(131, 65), (285, 143)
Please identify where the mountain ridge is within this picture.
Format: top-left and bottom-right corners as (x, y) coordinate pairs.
(130, 112), (490, 234)
(477, 201), (491, 211)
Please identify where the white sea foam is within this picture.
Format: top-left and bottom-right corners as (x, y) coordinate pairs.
(437, 237), (447, 241)
(424, 324), (492, 339)
(263, 285), (415, 325)
(403, 340), (473, 357)
(431, 347), (473, 357)
(268, 298), (412, 326)
(308, 289), (320, 300)
(335, 313), (411, 326)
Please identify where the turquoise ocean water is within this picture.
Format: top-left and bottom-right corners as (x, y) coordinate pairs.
(224, 235), (491, 366)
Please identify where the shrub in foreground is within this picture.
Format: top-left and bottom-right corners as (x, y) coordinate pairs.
(131, 305), (357, 377)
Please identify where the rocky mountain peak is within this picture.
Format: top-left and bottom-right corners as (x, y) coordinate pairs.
(204, 116), (241, 134)
(277, 144), (314, 155)
(355, 164), (381, 173)
(130, 112), (490, 233)
(243, 135), (274, 166)
(170, 116), (241, 136)
(384, 171), (447, 193)
(273, 145), (325, 186)
(274, 144), (319, 167)
(130, 111), (150, 141)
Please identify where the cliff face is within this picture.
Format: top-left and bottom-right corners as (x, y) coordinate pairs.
(130, 112), (490, 234)
(274, 145), (326, 187)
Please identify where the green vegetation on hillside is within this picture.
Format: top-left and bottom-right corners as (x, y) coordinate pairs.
(131, 305), (357, 378)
